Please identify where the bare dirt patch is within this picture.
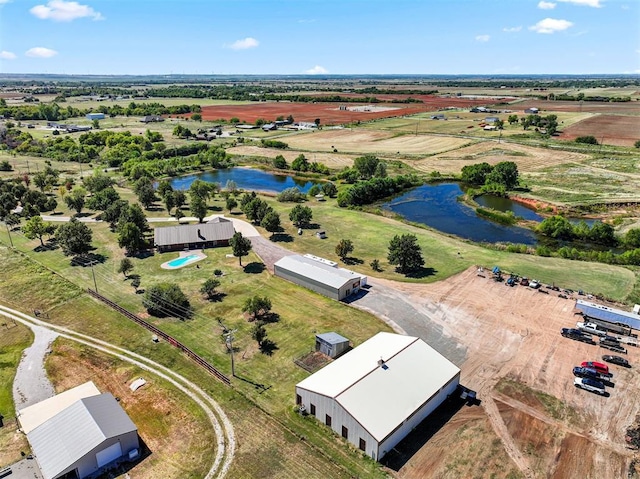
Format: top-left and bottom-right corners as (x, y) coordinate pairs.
(407, 141), (588, 174)
(227, 145), (355, 169)
(284, 129), (469, 156)
(375, 267), (639, 478)
(559, 115), (640, 147)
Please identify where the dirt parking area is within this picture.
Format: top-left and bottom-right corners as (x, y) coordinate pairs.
(380, 267), (639, 478)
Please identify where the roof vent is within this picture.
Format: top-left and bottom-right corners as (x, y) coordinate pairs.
(378, 357), (385, 367)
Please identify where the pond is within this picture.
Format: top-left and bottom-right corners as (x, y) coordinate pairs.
(383, 183), (539, 245)
(474, 195), (544, 222)
(168, 167), (320, 193)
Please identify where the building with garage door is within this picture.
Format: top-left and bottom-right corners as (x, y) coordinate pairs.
(274, 254), (367, 301)
(295, 332), (460, 461)
(17, 381), (139, 479)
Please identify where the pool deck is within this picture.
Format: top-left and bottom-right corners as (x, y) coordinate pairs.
(161, 250), (207, 270)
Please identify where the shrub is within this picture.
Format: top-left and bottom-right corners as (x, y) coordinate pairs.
(277, 187), (306, 203)
(575, 135), (598, 145)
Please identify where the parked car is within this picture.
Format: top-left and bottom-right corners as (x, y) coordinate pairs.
(561, 328), (595, 344)
(581, 361), (612, 378)
(574, 377), (606, 396)
(572, 366), (601, 380)
(602, 355), (631, 368)
(600, 342), (628, 355)
(529, 280), (540, 289)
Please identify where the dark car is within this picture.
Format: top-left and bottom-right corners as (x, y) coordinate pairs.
(572, 366), (600, 380)
(561, 328), (595, 344)
(602, 354), (630, 367)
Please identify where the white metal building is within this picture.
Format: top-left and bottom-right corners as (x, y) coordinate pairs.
(18, 382), (139, 479)
(274, 254), (366, 300)
(295, 332), (460, 461)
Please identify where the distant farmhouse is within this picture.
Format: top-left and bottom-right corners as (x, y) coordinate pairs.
(296, 332), (461, 461)
(17, 381), (139, 479)
(274, 254), (367, 301)
(140, 115), (164, 123)
(153, 217), (235, 252)
(524, 107), (539, 115)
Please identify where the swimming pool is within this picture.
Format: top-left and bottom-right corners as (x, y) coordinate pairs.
(167, 254), (200, 268)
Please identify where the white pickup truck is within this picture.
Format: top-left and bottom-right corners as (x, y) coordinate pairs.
(576, 321), (608, 337)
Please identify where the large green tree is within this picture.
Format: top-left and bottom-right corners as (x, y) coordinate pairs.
(22, 215), (55, 247)
(387, 234), (424, 274)
(335, 238), (354, 261)
(229, 231), (252, 266)
(242, 295), (272, 321)
(143, 283), (192, 319)
(354, 154), (380, 179)
(190, 195), (208, 223)
(64, 187), (87, 215)
(289, 204), (313, 228)
(261, 210), (281, 237)
(55, 218), (93, 256)
(117, 222), (145, 255)
(486, 161), (519, 190)
(537, 216), (574, 240)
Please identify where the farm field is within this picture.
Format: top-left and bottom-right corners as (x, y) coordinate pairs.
(559, 114), (640, 147)
(385, 267), (639, 478)
(227, 144), (357, 169)
(517, 99), (640, 116)
(198, 95), (495, 125)
(403, 140), (588, 175)
(283, 128), (472, 156)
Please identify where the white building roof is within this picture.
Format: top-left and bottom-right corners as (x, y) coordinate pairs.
(18, 381), (101, 434)
(28, 393), (137, 479)
(297, 332), (460, 442)
(275, 255), (364, 290)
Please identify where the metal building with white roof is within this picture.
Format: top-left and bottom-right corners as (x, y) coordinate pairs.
(274, 254), (366, 300)
(295, 332), (460, 460)
(18, 382), (139, 479)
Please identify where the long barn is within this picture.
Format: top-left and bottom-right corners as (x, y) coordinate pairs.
(274, 254), (366, 300)
(295, 332), (460, 461)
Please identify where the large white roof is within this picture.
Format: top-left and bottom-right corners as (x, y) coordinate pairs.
(28, 393), (137, 479)
(275, 255), (364, 290)
(18, 381), (101, 434)
(296, 332), (460, 441)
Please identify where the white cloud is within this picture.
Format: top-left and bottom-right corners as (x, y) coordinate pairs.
(30, 0), (103, 21)
(529, 18), (574, 33)
(25, 47), (58, 58)
(557, 0), (602, 6)
(503, 26), (522, 32)
(0, 0), (12, 4)
(475, 34), (491, 42)
(538, 1), (557, 9)
(305, 65), (328, 74)
(0, 51), (16, 59)
(226, 37), (259, 50)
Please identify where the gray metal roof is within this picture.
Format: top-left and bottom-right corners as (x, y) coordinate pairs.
(154, 219), (234, 247)
(275, 255), (364, 290)
(27, 393), (137, 479)
(316, 332), (349, 345)
(575, 299), (640, 331)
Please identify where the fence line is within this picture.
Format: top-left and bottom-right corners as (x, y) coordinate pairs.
(86, 289), (230, 385)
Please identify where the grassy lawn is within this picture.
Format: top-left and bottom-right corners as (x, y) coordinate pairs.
(255, 197), (636, 301)
(0, 235), (389, 478)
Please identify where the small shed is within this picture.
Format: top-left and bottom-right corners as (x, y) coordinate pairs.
(86, 113), (105, 121)
(315, 332), (349, 358)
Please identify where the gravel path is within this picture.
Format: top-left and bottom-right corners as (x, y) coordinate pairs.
(12, 325), (59, 410)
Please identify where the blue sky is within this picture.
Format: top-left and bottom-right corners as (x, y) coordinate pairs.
(0, 0), (638, 75)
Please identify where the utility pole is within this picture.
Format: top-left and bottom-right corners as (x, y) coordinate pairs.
(224, 329), (238, 377)
(4, 222), (13, 248)
(89, 260), (98, 293)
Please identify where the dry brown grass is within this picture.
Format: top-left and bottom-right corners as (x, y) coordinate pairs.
(227, 145), (355, 169)
(406, 141), (589, 174)
(284, 129), (470, 156)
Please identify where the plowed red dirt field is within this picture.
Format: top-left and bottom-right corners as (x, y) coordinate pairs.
(559, 115), (640, 147)
(199, 96), (495, 125)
